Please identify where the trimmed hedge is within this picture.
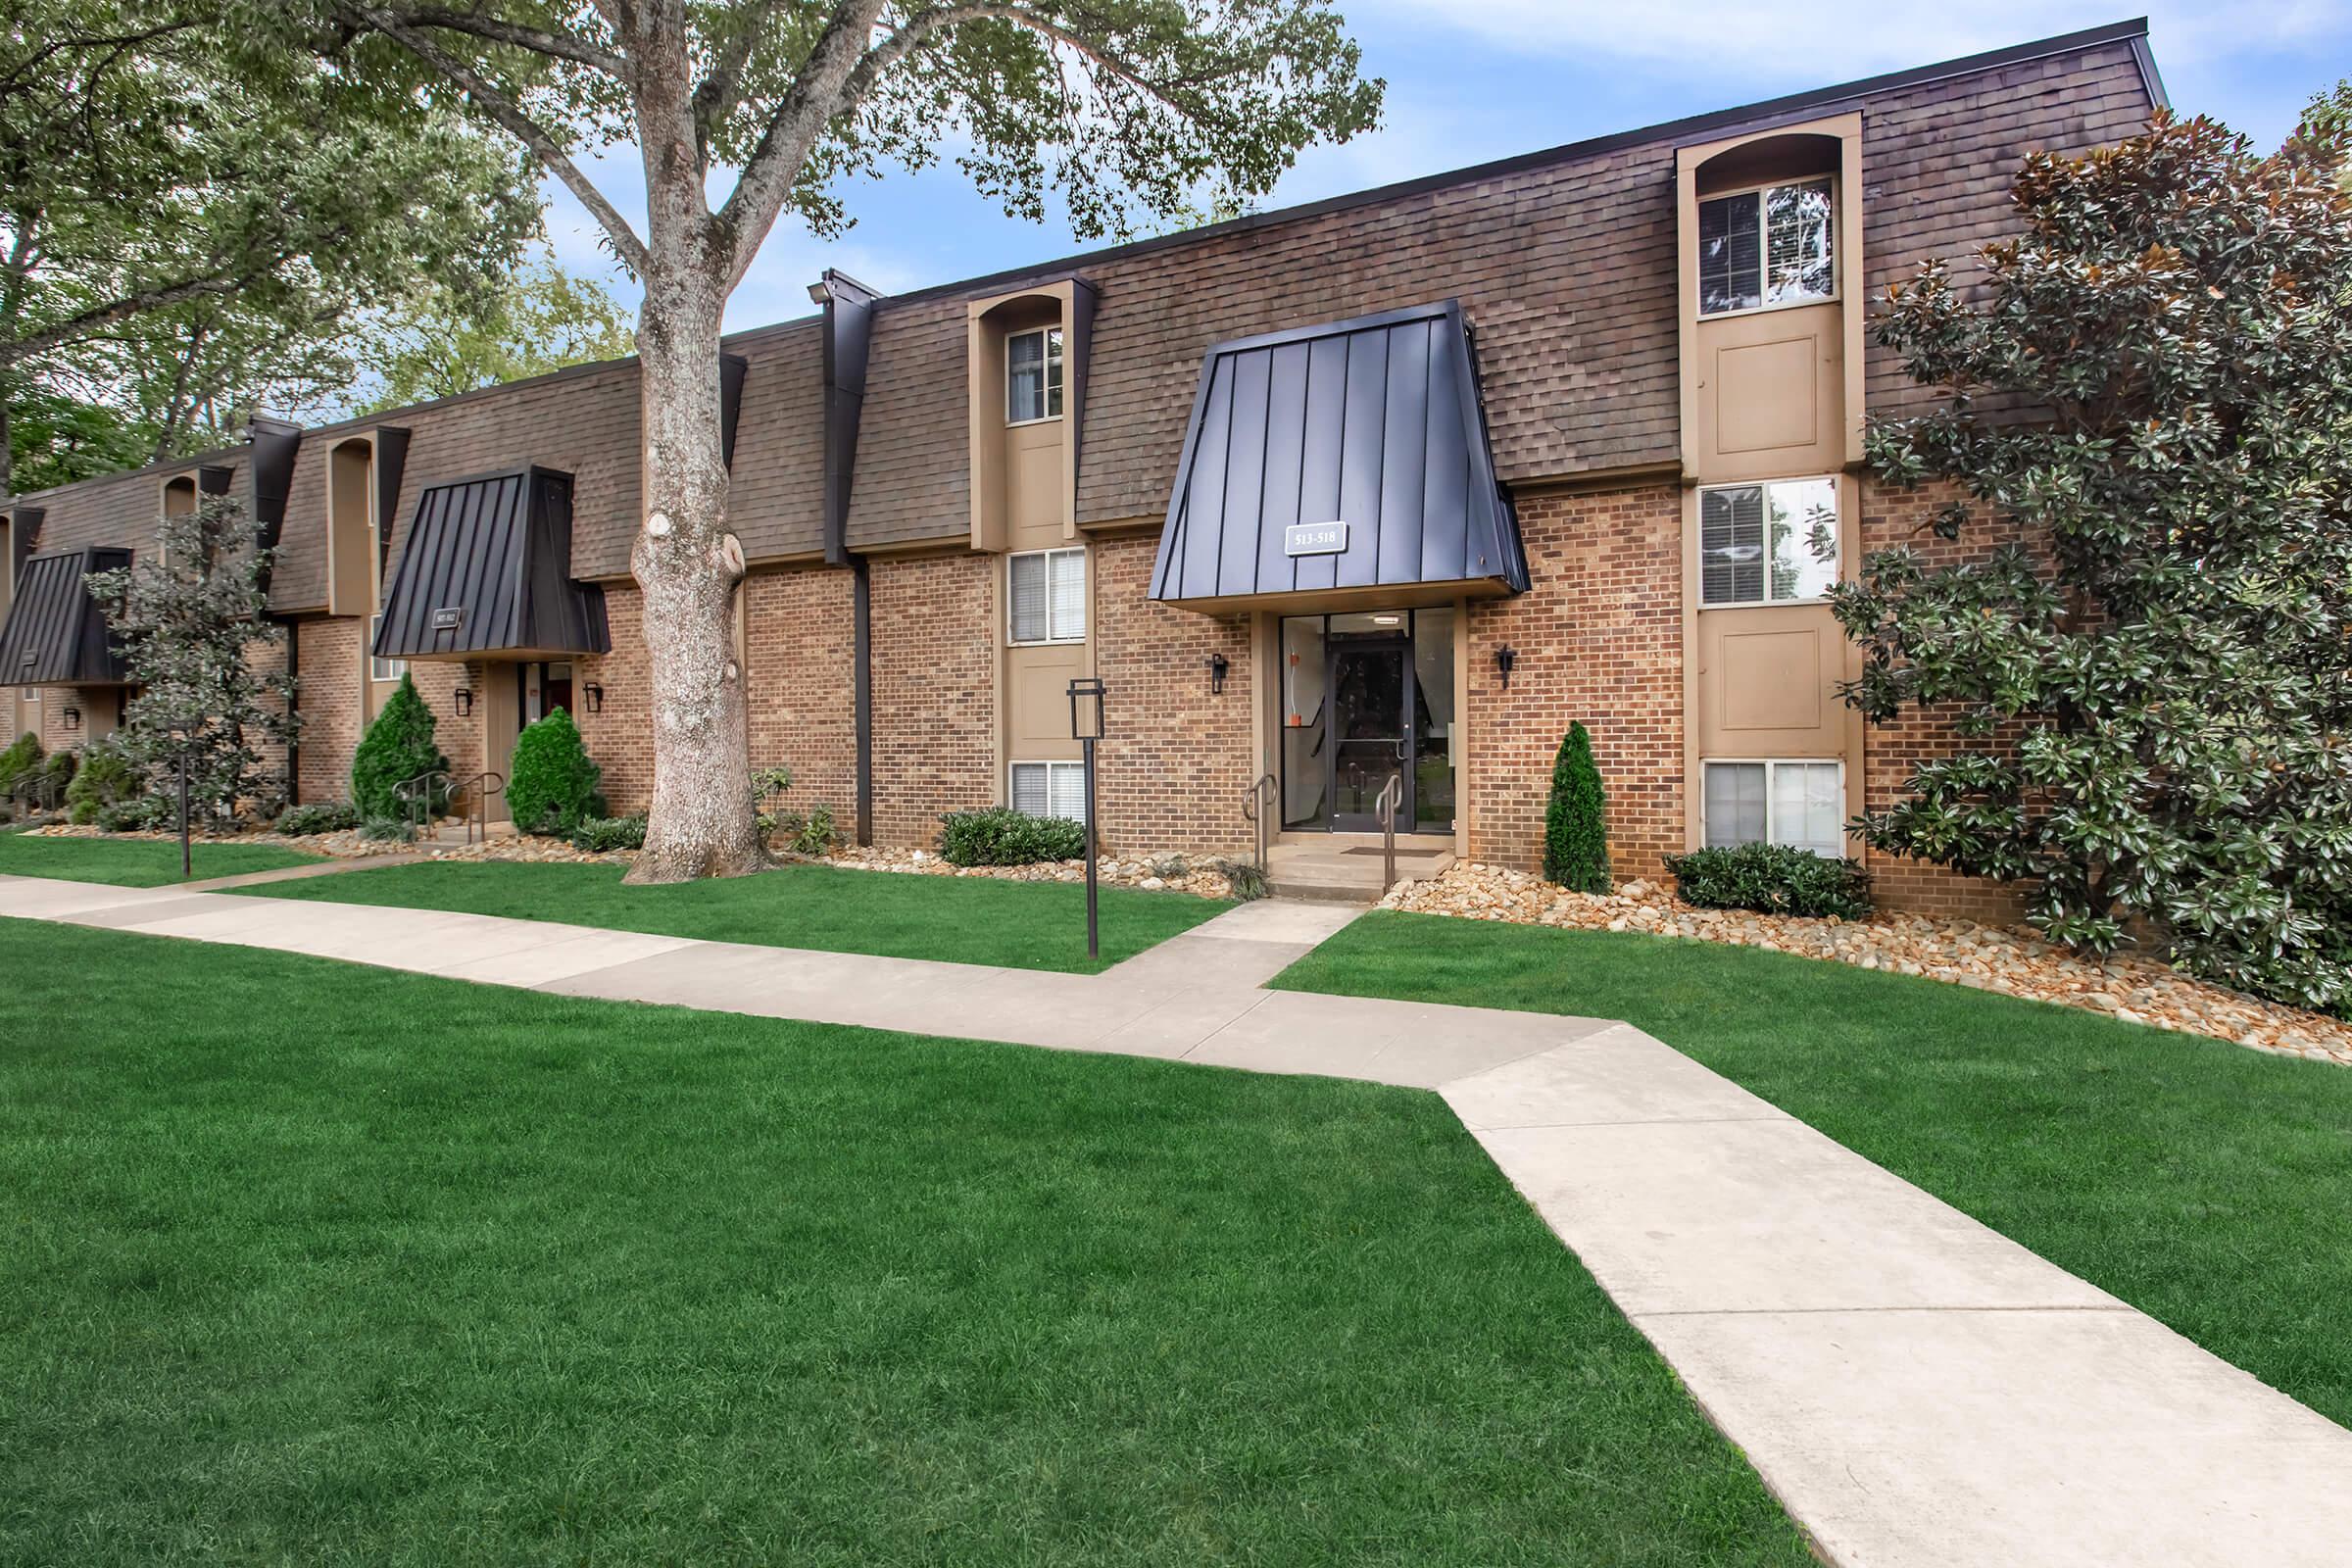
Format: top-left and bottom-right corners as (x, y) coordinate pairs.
(506, 709), (603, 836)
(1664, 843), (1872, 921)
(939, 806), (1088, 867)
(352, 674), (450, 820)
(1543, 721), (1610, 893)
(65, 738), (140, 826)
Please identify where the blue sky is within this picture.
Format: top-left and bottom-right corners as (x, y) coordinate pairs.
(539, 3), (2352, 333)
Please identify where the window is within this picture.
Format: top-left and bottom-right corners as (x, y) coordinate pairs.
(369, 613), (406, 683)
(1007, 547), (1085, 644)
(1010, 760), (1088, 821)
(1704, 760), (1844, 858)
(1700, 477), (1838, 606)
(1006, 326), (1064, 422)
(1698, 178), (1834, 316)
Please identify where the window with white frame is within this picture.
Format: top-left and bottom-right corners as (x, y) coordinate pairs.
(1010, 760), (1088, 821)
(1700, 476), (1838, 606)
(1005, 325), (1064, 423)
(369, 613), (406, 683)
(1698, 178), (1834, 316)
(1703, 760), (1844, 858)
(1007, 547), (1085, 644)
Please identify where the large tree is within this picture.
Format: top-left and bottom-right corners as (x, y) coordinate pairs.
(358, 257), (638, 412)
(1838, 108), (2352, 1014)
(0, 0), (539, 489)
(262, 1), (1379, 883)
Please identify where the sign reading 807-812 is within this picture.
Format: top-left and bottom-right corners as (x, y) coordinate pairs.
(1284, 521), (1348, 557)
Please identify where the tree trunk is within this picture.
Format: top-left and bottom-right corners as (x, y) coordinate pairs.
(623, 252), (764, 883)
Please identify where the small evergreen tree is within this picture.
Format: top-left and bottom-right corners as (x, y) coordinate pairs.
(351, 672), (450, 821)
(83, 495), (298, 827)
(505, 708), (602, 836)
(1544, 721), (1611, 893)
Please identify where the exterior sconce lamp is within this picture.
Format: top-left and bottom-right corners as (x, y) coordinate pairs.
(584, 682), (605, 714)
(61, 704), (81, 731)
(1494, 644), (1518, 691)
(1207, 653), (1230, 695)
(1067, 674), (1106, 958)
(452, 686), (474, 717)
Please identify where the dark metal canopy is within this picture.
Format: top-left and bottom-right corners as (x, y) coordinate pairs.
(1149, 300), (1527, 606)
(0, 547), (133, 687)
(373, 466), (609, 661)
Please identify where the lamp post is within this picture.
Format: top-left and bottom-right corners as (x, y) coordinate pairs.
(1067, 675), (1106, 959)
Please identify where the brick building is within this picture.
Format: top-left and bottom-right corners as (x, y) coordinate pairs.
(0, 23), (2167, 915)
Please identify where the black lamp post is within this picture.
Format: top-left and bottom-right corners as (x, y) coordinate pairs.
(1068, 674), (1106, 959)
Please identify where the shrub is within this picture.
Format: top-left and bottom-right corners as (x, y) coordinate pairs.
(361, 815), (415, 842)
(275, 801), (360, 837)
(352, 673), (450, 820)
(65, 736), (141, 826)
(1665, 843), (1873, 921)
(770, 804), (838, 857)
(1543, 720), (1610, 893)
(95, 796), (172, 833)
(938, 806), (1088, 867)
(1212, 857), (1268, 902)
(0, 733), (41, 800)
(506, 708), (602, 836)
(570, 813), (648, 853)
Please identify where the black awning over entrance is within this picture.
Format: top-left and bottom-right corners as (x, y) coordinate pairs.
(374, 466), (609, 662)
(1149, 301), (1527, 607)
(0, 547), (133, 687)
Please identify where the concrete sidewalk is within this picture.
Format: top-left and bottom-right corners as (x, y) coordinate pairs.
(5, 870), (2349, 1566)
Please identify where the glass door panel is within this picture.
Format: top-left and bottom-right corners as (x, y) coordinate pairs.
(1329, 640), (1410, 831)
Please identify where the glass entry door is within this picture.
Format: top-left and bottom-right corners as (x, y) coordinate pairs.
(1328, 638), (1413, 831)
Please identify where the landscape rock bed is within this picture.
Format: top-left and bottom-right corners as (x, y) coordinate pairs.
(819, 845), (1241, 900)
(1384, 861), (2352, 1068)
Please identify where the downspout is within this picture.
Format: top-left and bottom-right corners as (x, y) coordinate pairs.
(245, 416), (304, 805)
(812, 269), (881, 845)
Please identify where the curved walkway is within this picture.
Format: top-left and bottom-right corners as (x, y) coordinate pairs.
(4, 871), (2348, 1567)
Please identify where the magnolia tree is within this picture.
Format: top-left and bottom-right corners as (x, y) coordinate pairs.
(249, 1), (1380, 882)
(84, 496), (300, 827)
(1838, 109), (2352, 1013)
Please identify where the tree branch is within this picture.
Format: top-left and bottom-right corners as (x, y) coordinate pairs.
(0, 270), (243, 372)
(368, 5), (626, 74)
(715, 0), (887, 284)
(693, 0), (795, 146)
(339, 2), (652, 274)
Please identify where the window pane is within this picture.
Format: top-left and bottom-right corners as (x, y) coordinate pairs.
(1704, 762), (1767, 847)
(1049, 549), (1086, 640)
(1010, 762), (1048, 815)
(1701, 486), (1765, 605)
(1048, 761), (1087, 822)
(1008, 553), (1048, 642)
(1007, 330), (1045, 422)
(1045, 326), (1064, 417)
(1765, 180), (1835, 304)
(1772, 762), (1843, 857)
(1767, 478), (1838, 601)
(1698, 191), (1761, 315)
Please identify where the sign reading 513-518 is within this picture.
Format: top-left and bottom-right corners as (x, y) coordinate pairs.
(1284, 521), (1348, 557)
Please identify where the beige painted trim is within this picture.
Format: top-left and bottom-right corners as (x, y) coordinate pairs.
(966, 278), (1083, 554)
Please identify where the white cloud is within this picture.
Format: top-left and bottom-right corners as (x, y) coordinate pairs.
(1361, 0), (2347, 75)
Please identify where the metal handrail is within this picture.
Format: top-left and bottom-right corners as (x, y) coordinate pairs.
(449, 770), (505, 844)
(394, 768), (451, 841)
(1240, 772), (1277, 873)
(1375, 772), (1404, 895)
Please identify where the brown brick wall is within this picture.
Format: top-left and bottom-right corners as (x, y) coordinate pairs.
(868, 551), (996, 847)
(1465, 484), (1686, 881)
(1092, 531), (1253, 856)
(572, 591), (654, 816)
(745, 567), (857, 829)
(292, 616), (364, 804)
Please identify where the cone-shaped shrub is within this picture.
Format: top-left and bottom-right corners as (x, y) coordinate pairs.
(1543, 720), (1611, 893)
(351, 673), (451, 820)
(506, 708), (603, 836)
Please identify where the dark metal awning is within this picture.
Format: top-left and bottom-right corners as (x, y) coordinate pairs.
(0, 547), (133, 687)
(1149, 300), (1527, 608)
(374, 466), (609, 661)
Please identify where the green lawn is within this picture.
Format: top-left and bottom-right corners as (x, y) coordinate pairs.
(0, 831), (321, 886)
(1276, 911), (2352, 1429)
(0, 922), (1811, 1567)
(245, 858), (1225, 973)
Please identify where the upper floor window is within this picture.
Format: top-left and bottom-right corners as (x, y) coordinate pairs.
(368, 613), (406, 684)
(1700, 477), (1838, 606)
(1699, 178), (1834, 316)
(1008, 547), (1085, 644)
(1006, 326), (1064, 423)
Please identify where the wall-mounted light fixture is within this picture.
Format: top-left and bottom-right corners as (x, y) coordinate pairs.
(1206, 653), (1229, 696)
(1494, 645), (1517, 691)
(584, 682), (605, 714)
(452, 686), (473, 717)
(60, 704), (80, 731)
